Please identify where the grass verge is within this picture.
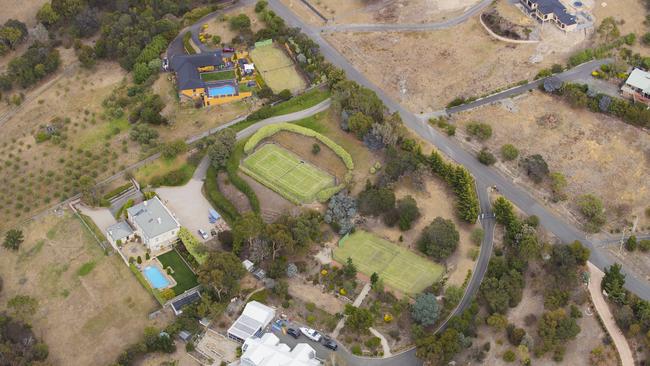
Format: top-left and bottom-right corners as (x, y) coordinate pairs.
(157, 249), (199, 295)
(130, 263), (165, 305)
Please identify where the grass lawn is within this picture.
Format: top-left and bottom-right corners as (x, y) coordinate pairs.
(157, 249), (198, 295)
(134, 154), (198, 187)
(250, 44), (306, 93)
(77, 118), (130, 150)
(240, 144), (335, 203)
(334, 231), (444, 295)
(201, 69), (236, 81)
(239, 81), (256, 92)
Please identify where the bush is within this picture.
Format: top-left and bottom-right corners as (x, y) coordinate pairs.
(351, 345), (362, 355)
(521, 154), (549, 183)
(417, 217), (460, 260)
(503, 350), (516, 362)
(624, 235), (637, 252)
(466, 122), (492, 141)
(477, 148), (496, 165)
(639, 239), (650, 252)
(576, 194), (606, 232)
(244, 123), (354, 170)
(311, 143), (320, 155)
(204, 166), (240, 224)
(500, 144), (519, 161)
(470, 228), (484, 245)
(178, 227), (208, 264)
(227, 141), (260, 213)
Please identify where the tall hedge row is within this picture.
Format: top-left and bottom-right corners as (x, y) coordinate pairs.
(204, 166), (241, 224)
(244, 123), (354, 170)
(178, 227), (207, 265)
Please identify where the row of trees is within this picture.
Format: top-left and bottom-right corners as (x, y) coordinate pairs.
(357, 182), (421, 231)
(0, 41), (60, 91)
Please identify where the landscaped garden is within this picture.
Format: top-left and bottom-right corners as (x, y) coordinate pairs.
(157, 249), (199, 295)
(201, 69), (236, 81)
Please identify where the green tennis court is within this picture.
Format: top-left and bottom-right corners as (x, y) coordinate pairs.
(334, 231), (444, 295)
(240, 144), (334, 204)
(250, 44), (306, 93)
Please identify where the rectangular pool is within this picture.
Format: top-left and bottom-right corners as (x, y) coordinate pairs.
(143, 266), (170, 289)
(208, 85), (236, 97)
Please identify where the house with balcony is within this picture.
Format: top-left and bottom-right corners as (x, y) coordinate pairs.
(519, 0), (577, 32)
(621, 68), (650, 105)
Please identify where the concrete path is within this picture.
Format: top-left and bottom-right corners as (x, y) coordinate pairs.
(76, 205), (117, 232)
(332, 283), (372, 338)
(369, 327), (392, 357)
(587, 262), (634, 366)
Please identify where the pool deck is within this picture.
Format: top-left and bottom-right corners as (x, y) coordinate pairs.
(141, 256), (177, 290)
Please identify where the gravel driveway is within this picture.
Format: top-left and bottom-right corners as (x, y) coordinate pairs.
(156, 156), (216, 242)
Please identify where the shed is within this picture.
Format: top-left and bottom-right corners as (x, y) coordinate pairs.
(178, 330), (192, 342)
(242, 259), (255, 272)
(227, 301), (276, 342)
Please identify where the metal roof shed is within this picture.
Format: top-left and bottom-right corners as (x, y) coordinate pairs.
(227, 301), (276, 342)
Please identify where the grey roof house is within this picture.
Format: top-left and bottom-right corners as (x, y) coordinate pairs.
(621, 68), (650, 104)
(520, 0), (577, 31)
(106, 221), (134, 246)
(126, 196), (181, 252)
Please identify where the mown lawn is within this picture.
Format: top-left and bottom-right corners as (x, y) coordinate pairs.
(201, 69), (236, 81)
(157, 249), (198, 295)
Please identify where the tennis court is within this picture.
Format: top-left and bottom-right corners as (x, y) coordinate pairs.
(334, 231), (444, 295)
(250, 43), (306, 93)
(240, 144), (334, 204)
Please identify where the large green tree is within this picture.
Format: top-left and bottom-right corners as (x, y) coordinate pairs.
(208, 128), (237, 170)
(232, 212), (264, 255)
(344, 304), (373, 333)
(411, 293), (440, 326)
(417, 217), (460, 260)
(197, 251), (246, 301)
(602, 263), (626, 304)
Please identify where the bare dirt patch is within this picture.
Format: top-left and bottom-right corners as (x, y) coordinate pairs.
(287, 276), (346, 314)
(325, 18), (581, 113)
(0, 210), (163, 366)
(0, 0), (47, 26)
(593, 0), (649, 42)
(450, 91), (650, 231)
(363, 178), (479, 287)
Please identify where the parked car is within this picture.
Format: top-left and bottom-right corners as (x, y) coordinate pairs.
(323, 338), (338, 351)
(287, 328), (301, 339)
(162, 57), (169, 70)
(222, 47), (235, 53)
(299, 327), (322, 342)
(198, 229), (209, 240)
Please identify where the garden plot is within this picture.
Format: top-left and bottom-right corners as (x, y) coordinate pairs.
(333, 230), (444, 295)
(250, 44), (306, 93)
(240, 144), (335, 204)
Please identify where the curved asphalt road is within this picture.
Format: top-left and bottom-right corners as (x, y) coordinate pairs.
(265, 0), (650, 302)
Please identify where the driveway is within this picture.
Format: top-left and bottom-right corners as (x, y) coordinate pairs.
(156, 156), (215, 242)
(76, 204), (117, 232)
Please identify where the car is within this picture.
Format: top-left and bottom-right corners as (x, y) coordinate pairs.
(198, 229), (209, 240)
(287, 328), (301, 339)
(162, 58), (169, 70)
(323, 338), (338, 351)
(299, 327), (322, 342)
(222, 47), (235, 53)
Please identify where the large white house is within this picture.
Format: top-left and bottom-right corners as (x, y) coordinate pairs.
(228, 301), (276, 342)
(241, 333), (321, 366)
(126, 196), (180, 251)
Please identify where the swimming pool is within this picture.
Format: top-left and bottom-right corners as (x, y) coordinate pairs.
(143, 266), (170, 289)
(208, 85), (236, 97)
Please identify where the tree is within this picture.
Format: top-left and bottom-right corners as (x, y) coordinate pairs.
(3, 229), (24, 250)
(232, 212), (264, 255)
(344, 304), (373, 332)
(229, 14), (251, 32)
(77, 44), (96, 68)
(395, 195), (420, 230)
(370, 272), (379, 286)
(358, 186), (395, 216)
(0, 27), (23, 50)
(625, 235), (637, 252)
(576, 194), (606, 232)
(133, 62), (152, 84)
(348, 112), (373, 139)
(324, 191), (357, 235)
(255, 0), (268, 12)
(493, 197), (515, 226)
(161, 139), (187, 160)
(477, 148), (496, 165)
(411, 293), (440, 326)
(264, 223), (295, 260)
(602, 263), (626, 304)
(7, 295), (38, 322)
(37, 3), (60, 27)
(549, 172), (568, 202)
(522, 154), (549, 183)
(417, 217), (460, 260)
(51, 0), (86, 20)
(639, 239), (650, 252)
(568, 240), (590, 265)
(501, 144), (519, 161)
(538, 309), (580, 351)
(486, 313), (508, 330)
(311, 143), (320, 155)
(207, 128), (236, 169)
(343, 257), (357, 279)
(466, 122), (492, 141)
(197, 251), (246, 301)
(470, 228), (484, 246)
(130, 124), (159, 145)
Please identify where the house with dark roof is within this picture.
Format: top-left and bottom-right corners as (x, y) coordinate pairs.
(520, 0), (577, 32)
(169, 51), (255, 107)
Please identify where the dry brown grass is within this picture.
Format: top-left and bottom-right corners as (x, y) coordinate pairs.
(325, 18), (576, 113)
(202, 5), (264, 46)
(0, 0), (48, 26)
(450, 91), (650, 231)
(0, 210), (165, 366)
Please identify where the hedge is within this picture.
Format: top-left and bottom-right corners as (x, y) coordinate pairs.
(182, 32), (196, 55)
(178, 227), (207, 265)
(244, 123), (354, 170)
(316, 184), (345, 203)
(103, 183), (132, 200)
(228, 141), (261, 213)
(204, 165), (240, 224)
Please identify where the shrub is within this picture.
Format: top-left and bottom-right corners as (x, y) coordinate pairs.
(417, 217), (460, 260)
(477, 148), (496, 165)
(178, 227), (208, 264)
(470, 228), (484, 245)
(521, 154), (549, 183)
(351, 345), (362, 355)
(624, 235), (637, 251)
(311, 143), (320, 155)
(639, 239), (650, 252)
(411, 293), (440, 326)
(576, 194), (606, 232)
(503, 350), (516, 362)
(500, 144), (519, 161)
(466, 122), (492, 141)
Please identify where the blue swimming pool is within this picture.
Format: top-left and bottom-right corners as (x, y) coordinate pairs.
(208, 85), (236, 97)
(143, 266), (170, 289)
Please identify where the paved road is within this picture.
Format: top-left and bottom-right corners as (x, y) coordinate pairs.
(319, 0), (492, 33)
(266, 0), (650, 304)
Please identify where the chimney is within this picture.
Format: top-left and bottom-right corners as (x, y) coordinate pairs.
(157, 217), (162, 224)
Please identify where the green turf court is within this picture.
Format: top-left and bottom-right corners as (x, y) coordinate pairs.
(334, 231), (444, 295)
(250, 44), (306, 93)
(157, 250), (198, 295)
(240, 144), (334, 204)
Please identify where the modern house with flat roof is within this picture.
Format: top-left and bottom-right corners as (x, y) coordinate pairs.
(126, 196), (180, 252)
(169, 51), (254, 107)
(241, 333), (320, 366)
(227, 301), (276, 343)
(621, 68), (650, 105)
(519, 0), (577, 31)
